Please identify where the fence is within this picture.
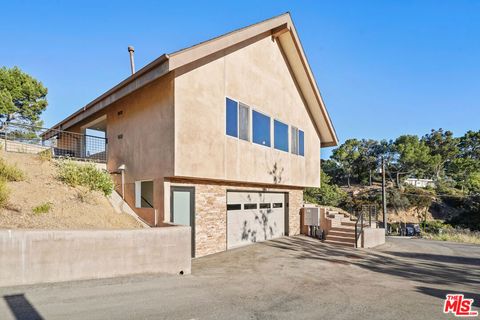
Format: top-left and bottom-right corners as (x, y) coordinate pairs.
(350, 204), (379, 227)
(0, 122), (107, 162)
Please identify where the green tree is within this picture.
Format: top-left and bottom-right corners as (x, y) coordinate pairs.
(394, 135), (433, 180)
(304, 170), (347, 207)
(331, 139), (361, 187)
(357, 139), (381, 186)
(449, 158), (480, 193)
(458, 130), (480, 160)
(446, 130), (480, 192)
(321, 159), (343, 184)
(466, 172), (480, 194)
(0, 66), (48, 124)
(422, 129), (459, 180)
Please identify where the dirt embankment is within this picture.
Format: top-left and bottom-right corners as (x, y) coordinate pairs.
(342, 184), (462, 224)
(0, 151), (143, 229)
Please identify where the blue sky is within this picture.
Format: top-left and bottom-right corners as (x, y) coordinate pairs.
(1, 1), (479, 158)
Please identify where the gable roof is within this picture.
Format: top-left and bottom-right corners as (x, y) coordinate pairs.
(49, 12), (338, 147)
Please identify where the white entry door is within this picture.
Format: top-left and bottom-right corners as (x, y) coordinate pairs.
(171, 186), (195, 257)
(227, 191), (286, 249)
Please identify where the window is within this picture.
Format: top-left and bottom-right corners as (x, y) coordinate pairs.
(252, 110), (271, 147)
(273, 203), (283, 208)
(274, 120), (289, 152)
(239, 103), (250, 141)
(244, 203), (257, 210)
(299, 130), (304, 156)
(226, 98), (238, 137)
(227, 204), (241, 211)
(135, 181), (153, 208)
(291, 127), (298, 155)
(259, 203), (271, 209)
(226, 97), (299, 154)
(291, 127), (304, 156)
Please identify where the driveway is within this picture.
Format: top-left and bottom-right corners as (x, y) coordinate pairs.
(0, 236), (479, 320)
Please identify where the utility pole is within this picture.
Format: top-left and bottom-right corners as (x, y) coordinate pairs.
(382, 157), (388, 235)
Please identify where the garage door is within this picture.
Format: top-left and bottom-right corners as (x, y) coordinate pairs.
(227, 191), (286, 249)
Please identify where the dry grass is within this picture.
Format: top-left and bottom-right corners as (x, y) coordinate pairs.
(37, 149), (53, 162)
(0, 157), (25, 181)
(0, 178), (9, 208)
(0, 151), (143, 229)
(423, 229), (480, 245)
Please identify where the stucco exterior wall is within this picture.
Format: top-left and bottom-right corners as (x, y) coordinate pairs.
(167, 178), (303, 257)
(62, 76), (175, 225)
(105, 75), (175, 224)
(174, 35), (321, 188)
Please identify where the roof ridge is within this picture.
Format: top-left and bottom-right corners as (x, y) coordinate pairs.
(168, 12), (291, 57)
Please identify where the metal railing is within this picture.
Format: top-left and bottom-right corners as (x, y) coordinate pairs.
(1, 122), (107, 163)
(354, 210), (364, 248)
(353, 205), (378, 248)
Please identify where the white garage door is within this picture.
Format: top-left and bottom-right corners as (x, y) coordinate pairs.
(227, 191), (286, 249)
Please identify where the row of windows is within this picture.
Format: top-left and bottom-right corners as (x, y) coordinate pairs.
(226, 98), (305, 156)
(227, 202), (283, 211)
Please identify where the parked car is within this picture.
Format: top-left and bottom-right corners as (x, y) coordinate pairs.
(405, 226), (415, 236)
(404, 224), (421, 237)
(413, 224), (421, 235)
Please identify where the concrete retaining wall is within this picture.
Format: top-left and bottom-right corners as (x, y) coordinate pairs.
(0, 227), (191, 287)
(361, 228), (386, 248)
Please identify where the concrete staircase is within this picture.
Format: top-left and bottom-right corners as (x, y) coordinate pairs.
(323, 211), (362, 247)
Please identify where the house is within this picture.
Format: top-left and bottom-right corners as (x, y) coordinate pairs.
(47, 13), (338, 257)
(404, 178), (435, 188)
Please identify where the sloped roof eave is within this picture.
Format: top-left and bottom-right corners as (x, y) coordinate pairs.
(48, 12), (338, 146)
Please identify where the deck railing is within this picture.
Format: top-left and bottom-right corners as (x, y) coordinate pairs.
(0, 122), (107, 163)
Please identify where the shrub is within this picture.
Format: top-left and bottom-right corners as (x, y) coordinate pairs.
(304, 170), (347, 207)
(420, 220), (450, 234)
(57, 160), (114, 196)
(0, 158), (25, 181)
(0, 178), (9, 208)
(37, 149), (53, 162)
(448, 195), (480, 231)
(32, 202), (53, 215)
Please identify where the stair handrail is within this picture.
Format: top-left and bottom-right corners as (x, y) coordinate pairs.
(354, 209), (364, 248)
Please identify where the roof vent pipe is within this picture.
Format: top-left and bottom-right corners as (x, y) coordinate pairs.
(128, 46), (135, 75)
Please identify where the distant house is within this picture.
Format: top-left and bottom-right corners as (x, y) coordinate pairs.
(404, 178), (434, 188)
(46, 13), (338, 257)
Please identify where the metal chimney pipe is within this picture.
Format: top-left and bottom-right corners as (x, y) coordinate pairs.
(128, 46), (135, 75)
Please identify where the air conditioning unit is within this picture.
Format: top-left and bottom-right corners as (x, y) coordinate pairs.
(303, 207), (320, 226)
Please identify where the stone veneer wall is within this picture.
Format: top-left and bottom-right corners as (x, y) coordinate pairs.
(169, 178), (304, 257)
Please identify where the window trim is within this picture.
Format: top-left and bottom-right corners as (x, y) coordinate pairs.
(135, 180), (154, 208)
(291, 126), (299, 155)
(290, 126), (305, 156)
(238, 102), (251, 142)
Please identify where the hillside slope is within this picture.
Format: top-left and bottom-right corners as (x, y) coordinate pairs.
(0, 151), (143, 229)
(341, 184), (463, 224)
